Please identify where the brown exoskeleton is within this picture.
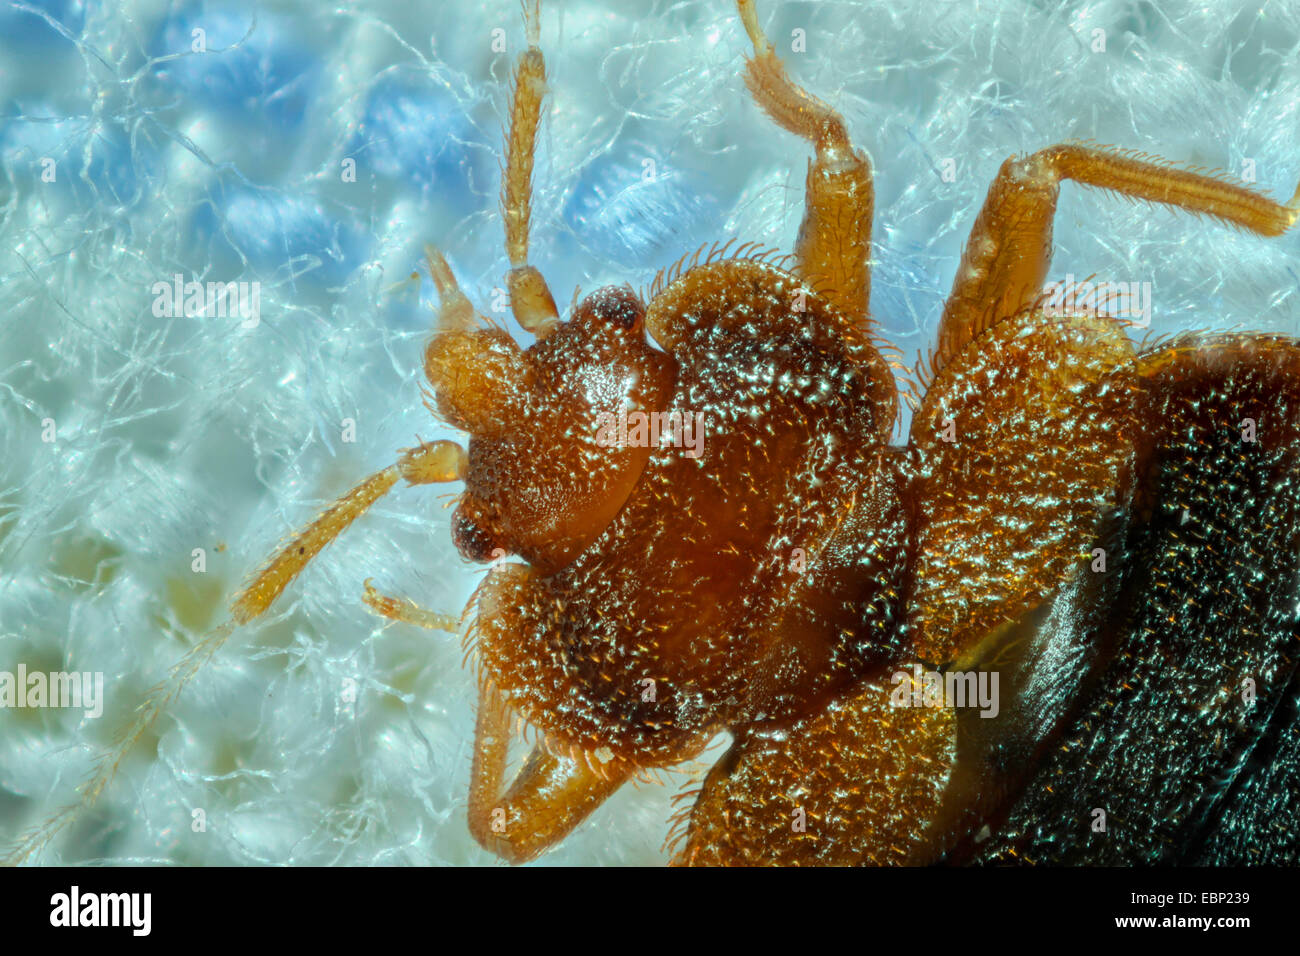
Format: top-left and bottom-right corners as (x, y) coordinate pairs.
(216, 0), (1300, 864)
(109, 0), (1300, 865)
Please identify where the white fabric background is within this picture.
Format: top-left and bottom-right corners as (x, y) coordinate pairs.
(0, 0), (1297, 865)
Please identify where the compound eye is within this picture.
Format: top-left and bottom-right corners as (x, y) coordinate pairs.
(577, 286), (644, 333)
(451, 497), (507, 563)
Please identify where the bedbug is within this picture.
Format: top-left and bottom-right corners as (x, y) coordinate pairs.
(221, 0), (1300, 865)
(6, 0), (1299, 866)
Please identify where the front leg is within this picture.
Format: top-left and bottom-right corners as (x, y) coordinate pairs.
(737, 0), (875, 331)
(365, 550), (633, 864)
(468, 680), (629, 864)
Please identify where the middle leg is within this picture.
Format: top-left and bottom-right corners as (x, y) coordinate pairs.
(935, 143), (1300, 372)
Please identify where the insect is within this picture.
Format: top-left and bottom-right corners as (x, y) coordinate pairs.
(7, 0), (1299, 866)
(219, 0), (1300, 865)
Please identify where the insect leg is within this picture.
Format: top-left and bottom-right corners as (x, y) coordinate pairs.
(736, 0), (874, 326)
(935, 143), (1300, 373)
(502, 0), (560, 339)
(468, 680), (629, 864)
